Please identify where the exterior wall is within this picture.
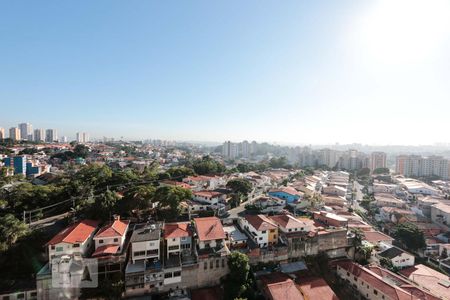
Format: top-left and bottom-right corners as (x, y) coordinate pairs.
(167, 237), (181, 255)
(0, 290), (37, 300)
(431, 205), (450, 225)
(182, 256), (229, 289)
(131, 240), (160, 263)
(267, 191), (300, 204)
(198, 239), (222, 250)
(378, 252), (415, 269)
(48, 238), (92, 262)
(336, 265), (388, 300)
(239, 218), (268, 248)
(193, 194), (219, 205)
(94, 234), (126, 251)
(268, 228), (278, 244)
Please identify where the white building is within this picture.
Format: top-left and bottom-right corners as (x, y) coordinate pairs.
(376, 246), (415, 269)
(45, 220), (99, 263)
(192, 190), (226, 205)
(239, 214), (278, 248)
(0, 127), (4, 139)
(76, 132), (90, 143)
(34, 129), (45, 142)
(370, 152), (387, 171)
(19, 123), (33, 141)
(9, 127), (20, 141)
(129, 223), (162, 264)
(92, 217), (129, 257)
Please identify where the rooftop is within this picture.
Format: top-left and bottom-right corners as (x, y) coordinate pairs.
(194, 217), (226, 241)
(95, 218), (129, 238)
(245, 214), (277, 231)
(130, 222), (162, 242)
(46, 219), (99, 246)
(164, 222), (192, 239)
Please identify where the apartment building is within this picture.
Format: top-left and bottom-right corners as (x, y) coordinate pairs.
(396, 155), (449, 179)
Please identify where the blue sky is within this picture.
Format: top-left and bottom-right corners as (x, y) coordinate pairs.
(1, 1), (449, 144)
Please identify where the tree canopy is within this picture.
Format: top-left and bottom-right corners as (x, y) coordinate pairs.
(224, 252), (254, 300)
(393, 222), (426, 251)
(192, 156), (226, 175)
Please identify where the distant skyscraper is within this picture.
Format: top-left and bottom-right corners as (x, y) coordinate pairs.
(60, 136), (68, 143)
(370, 152), (387, 170)
(0, 128), (4, 140)
(34, 129), (44, 142)
(18, 123), (32, 141)
(396, 155), (449, 179)
(45, 129), (58, 143)
(9, 127), (20, 141)
(76, 132), (90, 143)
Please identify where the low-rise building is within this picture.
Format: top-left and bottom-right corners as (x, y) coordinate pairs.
(92, 216), (129, 257)
(240, 214), (278, 248)
(313, 211), (348, 228)
(376, 246), (415, 269)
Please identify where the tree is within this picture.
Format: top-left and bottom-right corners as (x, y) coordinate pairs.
(73, 144), (90, 158)
(119, 184), (156, 214)
(226, 179), (252, 195)
(379, 256), (398, 272)
(269, 157), (289, 169)
(350, 228), (365, 260)
(166, 167), (195, 181)
(393, 222), (426, 251)
(154, 186), (192, 220)
(0, 214), (29, 251)
(224, 252), (253, 300)
(193, 156), (226, 175)
(357, 168), (371, 177)
(373, 167), (389, 175)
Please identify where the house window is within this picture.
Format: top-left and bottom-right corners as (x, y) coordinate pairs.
(210, 260), (213, 269)
(259, 237), (263, 240)
(73, 243), (80, 248)
(216, 259), (219, 268)
(204, 262), (207, 270)
(173, 271), (181, 277)
(146, 249), (158, 256)
(114, 238), (118, 242)
(222, 258), (225, 268)
(164, 273), (173, 278)
(262, 231), (267, 234)
(288, 229), (292, 232)
(374, 290), (378, 295)
(347, 272), (350, 276)
(56, 246), (63, 252)
(181, 237), (187, 241)
(273, 235), (277, 239)
(51, 245), (55, 250)
(168, 245), (180, 251)
(172, 238), (176, 242)
(99, 240), (104, 244)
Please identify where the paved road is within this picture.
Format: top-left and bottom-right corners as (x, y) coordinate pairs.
(350, 181), (366, 213)
(29, 212), (70, 229)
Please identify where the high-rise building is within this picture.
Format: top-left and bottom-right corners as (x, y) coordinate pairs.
(396, 155), (449, 179)
(45, 129), (58, 143)
(3, 156), (27, 175)
(18, 123), (33, 141)
(222, 141), (238, 159)
(241, 140), (250, 158)
(34, 129), (45, 142)
(318, 148), (339, 169)
(370, 152), (387, 170)
(0, 128), (4, 139)
(60, 136), (68, 143)
(9, 127), (20, 141)
(76, 132), (90, 143)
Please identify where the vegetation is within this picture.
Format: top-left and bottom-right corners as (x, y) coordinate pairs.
(268, 156), (291, 169)
(192, 156), (226, 175)
(373, 167), (390, 175)
(393, 222), (426, 251)
(0, 214), (29, 251)
(154, 186), (192, 220)
(224, 252), (254, 300)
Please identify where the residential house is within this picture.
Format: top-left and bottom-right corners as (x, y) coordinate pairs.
(268, 187), (302, 205)
(269, 214), (311, 234)
(313, 211), (348, 228)
(164, 222), (192, 257)
(400, 264), (450, 300)
(45, 219), (99, 262)
(92, 216), (129, 257)
(240, 214), (278, 248)
(376, 246), (415, 269)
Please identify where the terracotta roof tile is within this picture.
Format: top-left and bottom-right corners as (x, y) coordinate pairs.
(194, 217), (226, 241)
(95, 219), (129, 238)
(245, 214), (277, 231)
(46, 219), (99, 246)
(164, 222), (192, 239)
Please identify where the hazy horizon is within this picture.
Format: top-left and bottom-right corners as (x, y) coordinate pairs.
(1, 0), (449, 144)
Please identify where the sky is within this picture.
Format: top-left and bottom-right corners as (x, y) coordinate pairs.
(1, 0), (449, 145)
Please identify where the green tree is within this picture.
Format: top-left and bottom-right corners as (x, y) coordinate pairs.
(224, 252), (252, 300)
(0, 214), (29, 251)
(193, 156), (226, 175)
(73, 144), (90, 158)
(393, 222), (426, 251)
(226, 179), (252, 195)
(166, 167), (195, 181)
(119, 184), (156, 214)
(350, 228), (365, 260)
(154, 186), (192, 220)
(373, 167), (390, 175)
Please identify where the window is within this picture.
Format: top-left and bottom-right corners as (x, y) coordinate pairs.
(354, 277), (357, 281)
(149, 242), (155, 246)
(374, 290), (378, 295)
(288, 229), (292, 232)
(259, 237), (263, 240)
(56, 246), (63, 252)
(273, 235), (277, 239)
(216, 259), (219, 268)
(204, 262), (207, 270)
(73, 243), (80, 248)
(99, 240), (104, 244)
(146, 249), (158, 256)
(210, 260), (213, 269)
(114, 238), (118, 242)
(262, 231), (267, 234)
(181, 237), (186, 241)
(134, 251), (146, 257)
(51, 245), (55, 250)
(172, 238), (176, 242)
(168, 245), (180, 251)
(301, 227), (304, 231)
(347, 272), (350, 276)
(222, 258), (225, 268)
(173, 271), (181, 277)
(164, 273), (173, 278)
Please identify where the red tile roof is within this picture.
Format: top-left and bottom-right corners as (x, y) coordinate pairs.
(297, 276), (339, 300)
(193, 190), (224, 198)
(336, 261), (414, 300)
(46, 219), (99, 246)
(194, 217), (226, 241)
(92, 244), (120, 257)
(260, 272), (304, 300)
(363, 231), (394, 244)
(95, 219), (129, 238)
(400, 264), (450, 300)
(245, 214), (277, 231)
(269, 214), (308, 229)
(164, 222), (192, 239)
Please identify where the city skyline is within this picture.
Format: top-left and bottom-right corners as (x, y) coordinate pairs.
(1, 1), (450, 144)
